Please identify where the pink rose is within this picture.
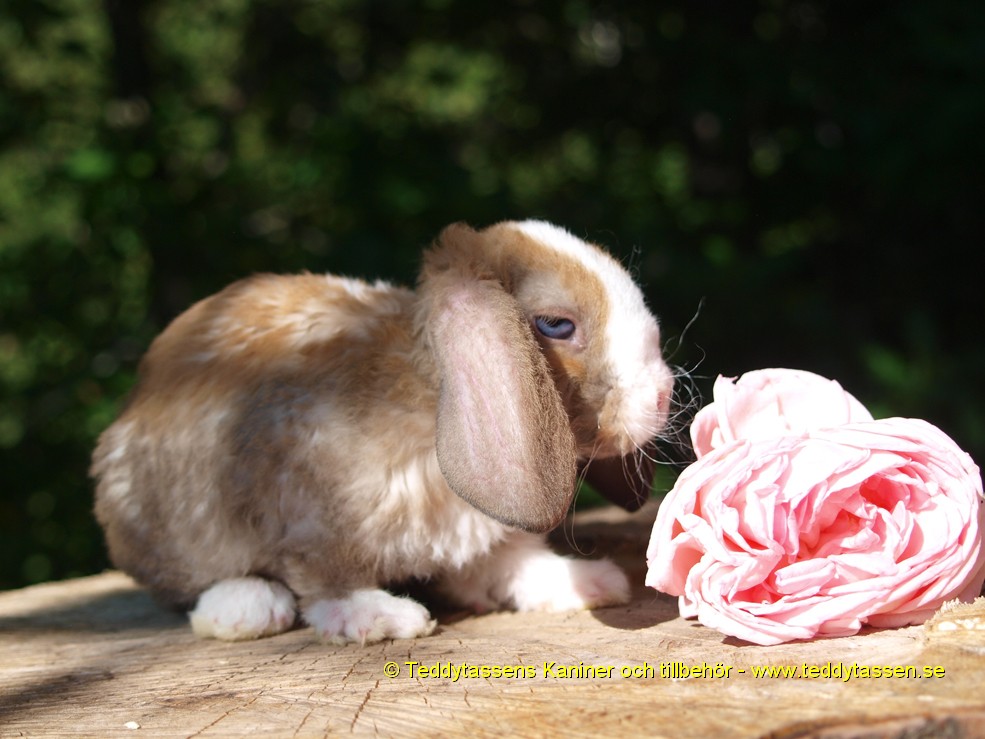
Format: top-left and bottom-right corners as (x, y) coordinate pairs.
(646, 370), (985, 646)
(691, 368), (873, 458)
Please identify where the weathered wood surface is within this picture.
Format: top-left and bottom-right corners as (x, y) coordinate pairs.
(2, 503), (985, 738)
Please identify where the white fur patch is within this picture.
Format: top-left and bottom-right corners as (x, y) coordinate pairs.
(325, 429), (510, 581)
(439, 532), (631, 613)
(189, 577), (297, 641)
(304, 589), (437, 645)
(98, 422), (133, 466)
(93, 421), (147, 524)
(506, 554), (631, 612)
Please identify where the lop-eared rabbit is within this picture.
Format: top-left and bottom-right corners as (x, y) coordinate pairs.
(92, 220), (674, 644)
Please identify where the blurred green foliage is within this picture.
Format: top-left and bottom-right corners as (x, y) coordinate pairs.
(2, 0), (983, 589)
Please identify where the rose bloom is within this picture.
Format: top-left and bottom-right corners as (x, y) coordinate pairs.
(646, 370), (985, 646)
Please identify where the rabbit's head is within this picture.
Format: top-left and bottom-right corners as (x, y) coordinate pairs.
(419, 220), (673, 534)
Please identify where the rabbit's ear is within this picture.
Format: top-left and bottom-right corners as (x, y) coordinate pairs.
(424, 226), (577, 533)
(580, 445), (657, 512)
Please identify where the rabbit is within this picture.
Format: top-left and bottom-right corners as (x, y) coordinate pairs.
(91, 220), (674, 644)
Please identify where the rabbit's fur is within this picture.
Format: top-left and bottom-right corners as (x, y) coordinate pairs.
(92, 221), (674, 644)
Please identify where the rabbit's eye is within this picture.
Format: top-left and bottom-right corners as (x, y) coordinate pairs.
(535, 316), (576, 340)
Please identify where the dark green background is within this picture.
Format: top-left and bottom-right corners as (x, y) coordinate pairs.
(2, 0), (983, 590)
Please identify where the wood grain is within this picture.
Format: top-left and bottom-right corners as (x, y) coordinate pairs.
(2, 503), (984, 738)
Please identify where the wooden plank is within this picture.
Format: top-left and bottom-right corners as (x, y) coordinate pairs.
(2, 503), (984, 738)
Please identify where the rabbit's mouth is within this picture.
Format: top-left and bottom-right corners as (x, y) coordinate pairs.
(587, 372), (674, 458)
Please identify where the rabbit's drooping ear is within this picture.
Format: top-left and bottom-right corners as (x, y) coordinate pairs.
(580, 445), (657, 512)
(422, 224), (578, 533)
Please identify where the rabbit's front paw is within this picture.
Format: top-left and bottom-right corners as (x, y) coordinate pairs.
(304, 589), (437, 645)
(510, 556), (631, 612)
(189, 577), (297, 640)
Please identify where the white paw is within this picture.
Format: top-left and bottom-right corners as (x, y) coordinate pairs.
(303, 590), (437, 645)
(509, 556), (631, 612)
(189, 577), (297, 641)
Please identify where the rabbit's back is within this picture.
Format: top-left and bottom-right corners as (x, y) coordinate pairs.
(138, 272), (415, 383)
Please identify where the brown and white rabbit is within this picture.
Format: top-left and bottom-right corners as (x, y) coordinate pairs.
(91, 220), (674, 644)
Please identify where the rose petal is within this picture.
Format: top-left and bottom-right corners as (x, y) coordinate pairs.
(772, 559), (835, 596)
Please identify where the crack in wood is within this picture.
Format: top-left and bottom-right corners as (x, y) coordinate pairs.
(292, 704), (316, 738)
(342, 652), (366, 686)
(186, 693), (261, 738)
(349, 679), (379, 733)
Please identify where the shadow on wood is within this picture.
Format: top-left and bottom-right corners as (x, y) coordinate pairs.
(0, 587), (183, 634)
